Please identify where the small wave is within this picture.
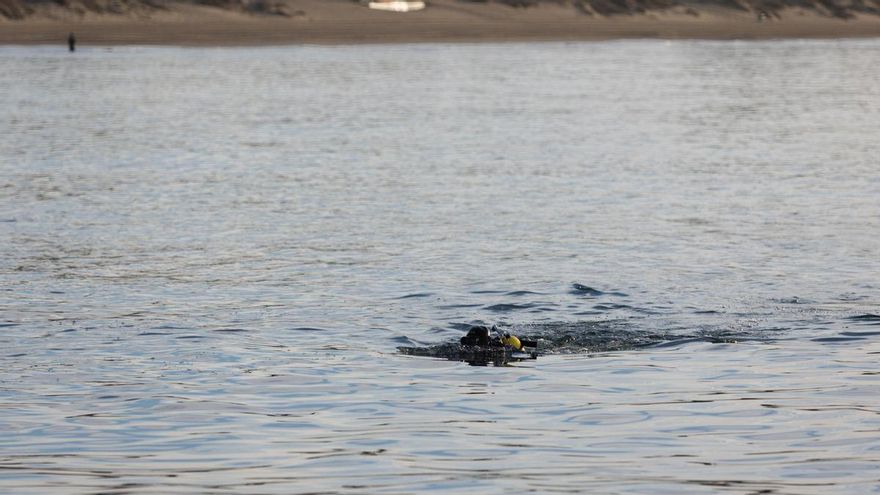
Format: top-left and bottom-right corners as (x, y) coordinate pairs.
(647, 337), (715, 348)
(436, 303), (483, 309)
(291, 327), (327, 332)
(593, 303), (633, 311)
(774, 297), (816, 305)
(570, 283), (604, 296)
(812, 336), (867, 343)
(484, 303), (538, 312)
(847, 314), (880, 324)
(840, 330), (880, 337)
(570, 283), (628, 297)
(396, 292), (433, 299)
(505, 290), (543, 296)
(837, 293), (870, 302)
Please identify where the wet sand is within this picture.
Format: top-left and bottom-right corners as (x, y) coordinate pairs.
(2, 0), (880, 45)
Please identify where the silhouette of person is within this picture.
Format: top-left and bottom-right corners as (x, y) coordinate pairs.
(68, 32), (76, 52)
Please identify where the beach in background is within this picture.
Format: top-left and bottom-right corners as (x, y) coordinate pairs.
(3, 0), (880, 45)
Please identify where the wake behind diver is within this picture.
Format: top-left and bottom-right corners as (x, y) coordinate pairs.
(399, 325), (538, 366)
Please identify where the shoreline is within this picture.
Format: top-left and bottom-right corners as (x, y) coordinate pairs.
(3, 1), (880, 46)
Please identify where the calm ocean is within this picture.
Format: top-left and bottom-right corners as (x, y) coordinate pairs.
(1, 40), (879, 493)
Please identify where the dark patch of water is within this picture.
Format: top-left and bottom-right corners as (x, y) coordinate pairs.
(397, 292), (434, 299)
(847, 314), (880, 325)
(570, 283), (604, 296)
(570, 283), (628, 297)
(840, 330), (880, 337)
(484, 303), (540, 312)
(291, 327), (327, 332)
(505, 290), (543, 296)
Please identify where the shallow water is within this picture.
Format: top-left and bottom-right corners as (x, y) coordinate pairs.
(1, 40), (879, 493)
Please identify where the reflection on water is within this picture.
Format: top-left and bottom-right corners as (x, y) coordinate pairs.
(1, 40), (879, 493)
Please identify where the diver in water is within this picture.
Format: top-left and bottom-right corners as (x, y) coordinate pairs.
(399, 324), (537, 366)
(460, 325), (529, 351)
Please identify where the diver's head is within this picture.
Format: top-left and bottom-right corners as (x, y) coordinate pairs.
(460, 325), (491, 346)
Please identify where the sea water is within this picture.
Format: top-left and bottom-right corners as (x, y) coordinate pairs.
(1, 40), (879, 493)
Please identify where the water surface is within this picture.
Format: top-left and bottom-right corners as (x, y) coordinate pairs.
(1, 40), (879, 493)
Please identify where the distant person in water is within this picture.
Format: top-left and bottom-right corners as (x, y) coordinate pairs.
(68, 33), (76, 52)
(460, 325), (526, 351)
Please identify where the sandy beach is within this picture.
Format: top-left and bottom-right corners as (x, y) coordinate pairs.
(2, 0), (880, 45)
